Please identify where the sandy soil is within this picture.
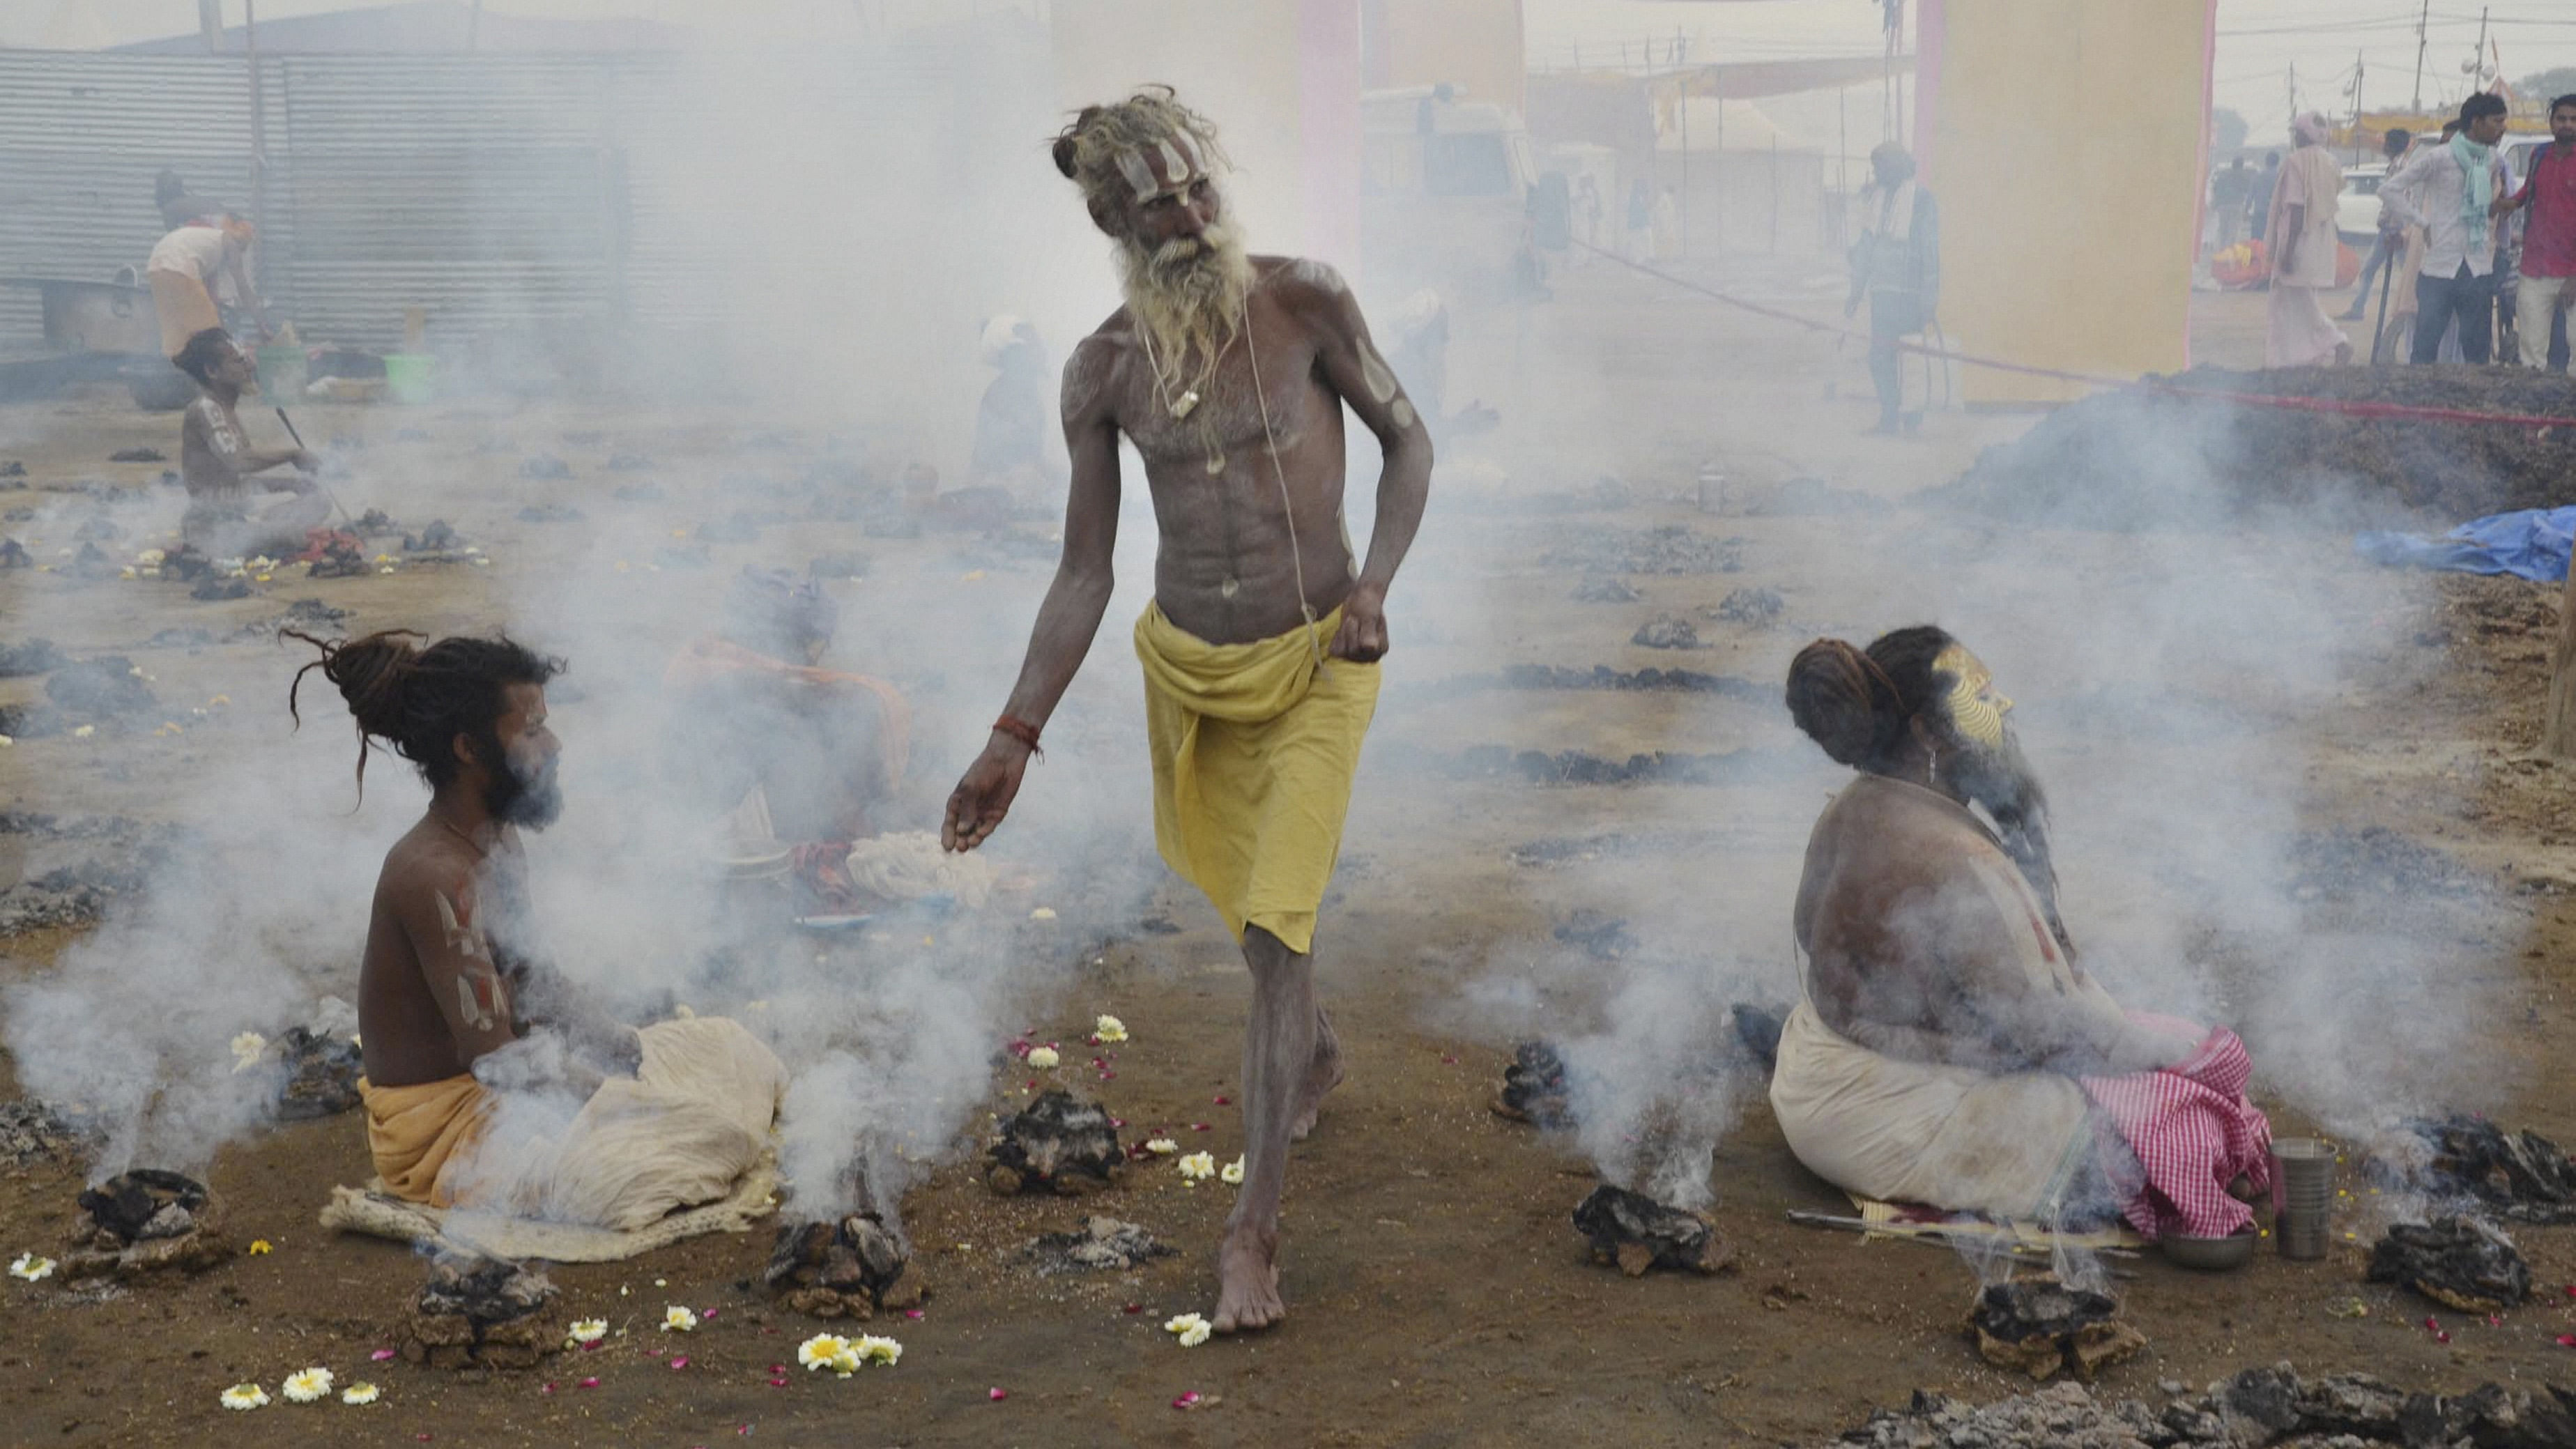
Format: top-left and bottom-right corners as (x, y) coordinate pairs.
(5, 269), (2576, 1448)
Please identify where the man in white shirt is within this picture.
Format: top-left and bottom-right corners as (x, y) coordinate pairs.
(2382, 93), (2513, 365)
(146, 213), (261, 360)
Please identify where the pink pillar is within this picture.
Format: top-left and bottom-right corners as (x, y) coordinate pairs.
(1297, 0), (1363, 268)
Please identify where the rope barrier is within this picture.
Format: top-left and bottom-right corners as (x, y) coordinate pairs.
(1570, 239), (2576, 433)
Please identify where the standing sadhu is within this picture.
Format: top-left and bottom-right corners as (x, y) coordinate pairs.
(2264, 112), (2351, 367)
(940, 88), (1433, 1332)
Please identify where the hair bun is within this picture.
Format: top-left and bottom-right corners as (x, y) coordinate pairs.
(1784, 638), (1899, 769)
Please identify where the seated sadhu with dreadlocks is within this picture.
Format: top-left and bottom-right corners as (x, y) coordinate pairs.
(293, 631), (785, 1228)
(941, 89), (1432, 1331)
(1770, 629), (2272, 1241)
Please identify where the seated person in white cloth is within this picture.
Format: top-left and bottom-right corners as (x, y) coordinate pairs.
(1770, 627), (2269, 1234)
(291, 629), (785, 1229)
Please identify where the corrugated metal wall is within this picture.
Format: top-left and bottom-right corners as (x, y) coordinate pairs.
(0, 45), (976, 357)
(0, 52), (257, 346)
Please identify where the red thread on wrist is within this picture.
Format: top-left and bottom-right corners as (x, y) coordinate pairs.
(992, 714), (1043, 757)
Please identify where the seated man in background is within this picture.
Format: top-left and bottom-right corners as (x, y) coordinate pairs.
(291, 629), (784, 1230)
(174, 328), (328, 560)
(1770, 627), (2271, 1239)
(666, 569), (910, 907)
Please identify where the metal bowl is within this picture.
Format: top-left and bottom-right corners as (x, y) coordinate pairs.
(2162, 1229), (2257, 1271)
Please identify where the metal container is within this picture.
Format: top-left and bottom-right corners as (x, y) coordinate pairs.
(2271, 1137), (2336, 1260)
(2162, 1229), (2257, 1271)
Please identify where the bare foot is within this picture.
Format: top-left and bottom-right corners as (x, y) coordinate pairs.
(1289, 1018), (1344, 1142)
(1211, 1227), (1285, 1333)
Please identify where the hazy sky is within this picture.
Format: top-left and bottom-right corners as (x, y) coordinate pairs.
(1526, 1), (2576, 142)
(10, 0), (2575, 144)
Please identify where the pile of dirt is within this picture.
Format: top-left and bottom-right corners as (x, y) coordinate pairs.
(1417, 664), (1766, 700)
(1814, 1363), (2576, 1449)
(1540, 524), (1743, 575)
(2285, 826), (2483, 902)
(0, 638), (64, 677)
(403, 1259), (560, 1371)
(1968, 1278), (2146, 1382)
(0, 1098), (93, 1165)
(1929, 366), (2576, 529)
(2400, 1115), (2576, 1225)
(1379, 743), (1779, 788)
(2365, 1216), (2531, 1312)
(64, 1169), (232, 1279)
(986, 1090), (1125, 1196)
(1570, 1185), (1736, 1276)
(765, 1212), (925, 1319)
(1025, 1216), (1173, 1275)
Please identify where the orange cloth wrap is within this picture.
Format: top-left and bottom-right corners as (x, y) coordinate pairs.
(359, 1074), (495, 1206)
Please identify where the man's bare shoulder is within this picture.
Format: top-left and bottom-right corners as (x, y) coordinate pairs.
(378, 818), (480, 904)
(1256, 254), (1351, 298)
(1061, 323), (1135, 419)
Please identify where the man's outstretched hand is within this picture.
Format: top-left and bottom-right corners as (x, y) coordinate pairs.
(942, 735), (1032, 852)
(1329, 584), (1390, 663)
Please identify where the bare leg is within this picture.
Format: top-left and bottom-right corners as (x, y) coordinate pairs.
(1213, 924), (1311, 1333)
(1290, 1003), (1343, 1142)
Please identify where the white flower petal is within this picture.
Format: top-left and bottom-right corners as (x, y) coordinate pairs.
(220, 1383), (270, 1410)
(1220, 1155), (1245, 1186)
(1179, 1321), (1211, 1347)
(661, 1305), (697, 1332)
(8, 1253), (54, 1282)
(281, 1367), (334, 1402)
(1026, 1046), (1059, 1070)
(340, 1383), (380, 1405)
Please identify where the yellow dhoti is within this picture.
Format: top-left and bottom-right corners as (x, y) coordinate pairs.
(360, 1018), (783, 1229)
(148, 268), (220, 359)
(359, 1073), (494, 1208)
(1134, 602), (1379, 956)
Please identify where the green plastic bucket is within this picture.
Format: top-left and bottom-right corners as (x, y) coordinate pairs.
(384, 352), (436, 404)
(255, 343), (307, 401)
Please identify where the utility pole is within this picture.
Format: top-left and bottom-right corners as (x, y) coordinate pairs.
(2287, 61), (2299, 134)
(2474, 7), (2491, 95)
(2412, 0), (2430, 112)
(2352, 50), (2366, 162)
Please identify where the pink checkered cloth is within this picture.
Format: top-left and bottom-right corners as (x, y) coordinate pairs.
(2080, 1015), (2273, 1241)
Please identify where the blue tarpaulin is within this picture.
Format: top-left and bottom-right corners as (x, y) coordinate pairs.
(2355, 505), (2576, 583)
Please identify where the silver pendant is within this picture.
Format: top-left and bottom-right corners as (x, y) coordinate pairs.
(1220, 577), (1240, 599)
(1204, 452), (1226, 475)
(1170, 390), (1200, 420)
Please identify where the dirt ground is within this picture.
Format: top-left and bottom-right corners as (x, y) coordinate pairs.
(6, 267), (2576, 1448)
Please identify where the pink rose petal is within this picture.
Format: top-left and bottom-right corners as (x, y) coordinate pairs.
(670, 1356), (691, 1370)
(1212, 1096), (1230, 1105)
(371, 1348), (397, 1361)
(988, 1388), (1009, 1401)
(1122, 1303), (1143, 1314)
(541, 1383), (558, 1395)
(1191, 1122), (1211, 1132)
(768, 1364), (788, 1374)
(1109, 1117), (1126, 1128)
(578, 1377), (601, 1389)
(903, 1308), (923, 1320)
(2557, 1334), (2576, 1348)
(703, 1308), (719, 1320)
(769, 1377), (789, 1388)
(1172, 1390), (1202, 1409)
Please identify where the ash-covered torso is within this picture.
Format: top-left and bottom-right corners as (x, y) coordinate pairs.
(178, 394), (254, 524)
(358, 817), (547, 1089)
(1793, 774), (2180, 1078)
(1074, 256), (1374, 645)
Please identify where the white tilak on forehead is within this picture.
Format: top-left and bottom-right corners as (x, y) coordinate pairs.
(1117, 136), (1204, 201)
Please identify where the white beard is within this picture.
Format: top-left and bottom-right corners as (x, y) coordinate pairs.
(1117, 215), (1252, 388)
